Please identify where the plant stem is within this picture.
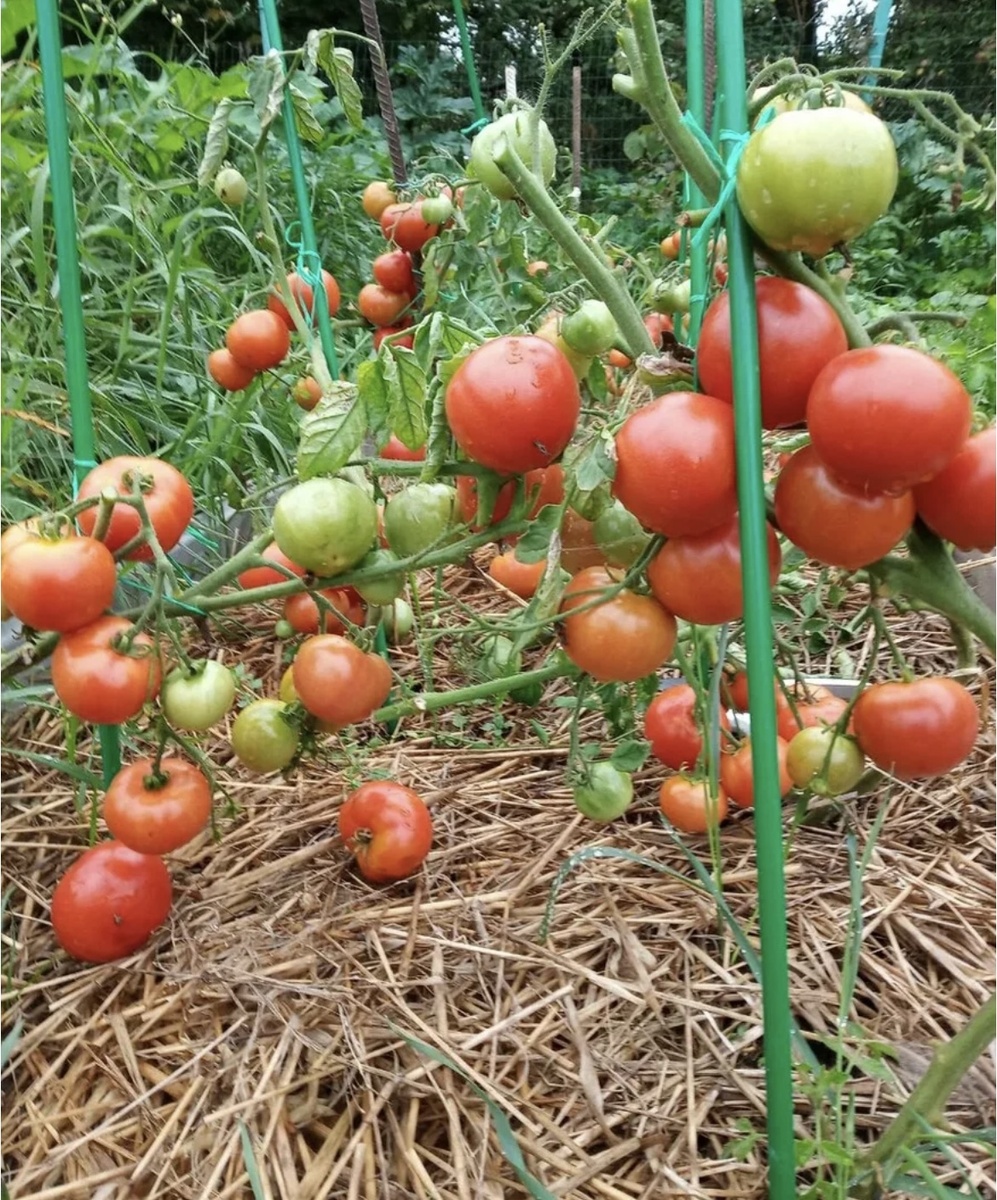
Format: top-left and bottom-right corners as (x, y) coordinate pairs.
(373, 659), (576, 724)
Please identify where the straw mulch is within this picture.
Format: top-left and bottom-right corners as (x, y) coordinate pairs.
(2, 557), (995, 1200)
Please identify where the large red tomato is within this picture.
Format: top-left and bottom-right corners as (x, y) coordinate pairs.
(851, 676), (979, 779)
(50, 841), (172, 963)
(1, 534), (117, 633)
(292, 635), (392, 726)
(372, 250), (417, 296)
(76, 456), (194, 561)
(225, 309), (291, 371)
(643, 683), (731, 770)
(560, 566), (677, 682)
(646, 514), (782, 625)
(358, 283), (412, 328)
(913, 427), (996, 552)
(806, 345), (972, 493)
(774, 444), (915, 569)
(697, 276), (848, 429)
(445, 336), (580, 473)
(103, 757), (212, 854)
(52, 616), (162, 724)
(611, 392), (737, 537)
(338, 780), (433, 883)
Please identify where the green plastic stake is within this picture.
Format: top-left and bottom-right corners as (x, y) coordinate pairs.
(863, 0), (894, 93)
(714, 1), (797, 1194)
(452, 0), (487, 127)
(257, 0), (340, 378)
(36, 0), (121, 786)
(684, 0), (709, 350)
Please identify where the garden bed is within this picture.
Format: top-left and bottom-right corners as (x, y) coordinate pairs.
(2, 562), (994, 1199)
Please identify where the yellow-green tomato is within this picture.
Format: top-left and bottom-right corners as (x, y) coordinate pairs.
(354, 548), (405, 605)
(572, 762), (634, 823)
(382, 597), (414, 644)
(468, 111), (556, 201)
(161, 660), (236, 731)
(383, 482), (457, 559)
(736, 108), (898, 257)
(230, 700), (300, 773)
(272, 478), (378, 577)
(786, 725), (865, 796)
(214, 167), (249, 206)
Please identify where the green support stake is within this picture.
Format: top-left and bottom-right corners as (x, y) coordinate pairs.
(452, 0), (487, 127)
(684, 0), (709, 350)
(36, 0), (121, 786)
(863, 0), (894, 93)
(257, 0), (340, 378)
(714, 0), (797, 1194)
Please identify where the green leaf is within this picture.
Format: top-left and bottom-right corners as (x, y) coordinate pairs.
(609, 739), (650, 771)
(307, 32), (364, 131)
(573, 431), (616, 492)
(1, 0), (34, 56)
(3, 750), (102, 788)
(297, 382), (366, 479)
(513, 504), (562, 565)
(247, 51), (285, 134)
(357, 358), (390, 451)
(197, 97), (234, 188)
(288, 83), (324, 145)
(422, 377), (453, 480)
(382, 347), (428, 450)
(1, 1018), (23, 1070)
(238, 1122), (267, 1200)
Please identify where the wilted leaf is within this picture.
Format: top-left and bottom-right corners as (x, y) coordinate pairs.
(197, 97), (234, 187)
(514, 504), (562, 564)
(289, 82), (324, 144)
(247, 51), (285, 134)
(382, 347), (428, 450)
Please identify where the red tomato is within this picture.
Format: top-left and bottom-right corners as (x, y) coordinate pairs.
(719, 737), (792, 809)
(362, 180), (397, 220)
(560, 566), (677, 682)
(698, 277), (848, 429)
(292, 635), (392, 726)
(372, 250), (417, 295)
(660, 232), (681, 260)
(852, 676), (979, 779)
(455, 465), (565, 530)
(225, 309), (291, 372)
(52, 616), (162, 724)
(372, 323), (415, 351)
(268, 269), (342, 328)
(358, 283), (412, 327)
(774, 444), (915, 569)
(380, 201), (440, 253)
(644, 312), (674, 348)
(646, 514), (782, 625)
(282, 587), (365, 636)
(76, 456), (194, 561)
(608, 348), (632, 369)
(237, 542), (306, 591)
(806, 345), (972, 493)
(292, 376), (323, 411)
(379, 433), (426, 461)
(207, 347), (257, 391)
(488, 551), (546, 598)
(445, 336), (580, 473)
(612, 392), (737, 537)
(50, 841), (172, 963)
(777, 693), (849, 743)
(913, 427), (996, 552)
(103, 757), (212, 854)
(338, 780), (433, 883)
(1, 534), (117, 633)
(659, 777), (729, 833)
(644, 683), (731, 771)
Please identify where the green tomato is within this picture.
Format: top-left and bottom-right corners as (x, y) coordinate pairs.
(481, 634), (522, 681)
(420, 195), (454, 225)
(214, 166), (248, 206)
(592, 501), (651, 568)
(273, 478), (377, 577)
(468, 111), (556, 201)
(649, 278), (691, 315)
(274, 619), (295, 640)
(572, 762), (634, 823)
(383, 483), (457, 559)
(737, 108), (898, 258)
(230, 699), (300, 773)
(561, 301), (618, 357)
(786, 725), (865, 796)
(382, 596), (414, 644)
(161, 660), (236, 732)
(354, 549), (404, 605)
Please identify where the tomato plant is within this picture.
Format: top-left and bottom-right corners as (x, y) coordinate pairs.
(283, 587), (365, 635)
(467, 111), (556, 200)
(736, 108), (899, 257)
(76, 455), (194, 561)
(851, 677), (980, 780)
(372, 250), (417, 296)
(338, 781), (433, 883)
(719, 737), (792, 809)
(488, 550), (546, 599)
(560, 566), (676, 682)
(573, 762), (634, 823)
(268, 269), (341, 328)
(237, 542), (306, 591)
(207, 347), (257, 392)
(50, 841), (172, 963)
(358, 283), (412, 327)
(612, 392), (737, 537)
(785, 725), (865, 795)
(697, 277), (848, 429)
(230, 699), (300, 773)
(1, 534), (117, 633)
(225, 309), (291, 372)
(646, 514), (782, 625)
(383, 483), (457, 558)
(659, 777), (729, 834)
(292, 635), (392, 726)
(913, 428), (996, 552)
(52, 616), (161, 724)
(806, 345), (972, 493)
(643, 684), (731, 771)
(445, 335), (580, 473)
(272, 478), (378, 576)
(773, 445), (915, 570)
(161, 660), (236, 731)
(103, 757), (212, 854)
(456, 465), (564, 531)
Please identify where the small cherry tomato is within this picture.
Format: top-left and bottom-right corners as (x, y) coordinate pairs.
(292, 376), (323, 411)
(339, 780), (433, 883)
(786, 725), (865, 795)
(230, 699), (300, 773)
(362, 180), (397, 220)
(719, 737), (792, 809)
(161, 660), (236, 731)
(52, 616), (162, 724)
(207, 347), (257, 391)
(572, 762), (634, 823)
(225, 309), (291, 372)
(488, 550), (547, 599)
(659, 777), (729, 834)
(644, 684), (732, 771)
(103, 757), (212, 854)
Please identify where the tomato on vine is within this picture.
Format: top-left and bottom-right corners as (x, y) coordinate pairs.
(785, 726), (865, 795)
(161, 660), (236, 731)
(52, 616), (161, 724)
(207, 348), (257, 392)
(719, 737), (792, 809)
(338, 781), (433, 883)
(268, 269), (341, 329)
(1, 533), (117, 633)
(358, 283), (411, 328)
(372, 250), (417, 296)
(237, 542), (306, 591)
(913, 427), (996, 552)
(383, 483), (457, 558)
(272, 478), (378, 577)
(230, 699), (300, 773)
(292, 635), (392, 726)
(659, 777), (729, 834)
(572, 763), (634, 823)
(76, 455), (194, 561)
(488, 550), (546, 599)
(456, 465), (564, 531)
(362, 180), (397, 220)
(283, 587), (365, 636)
(103, 757), (213, 854)
(225, 309), (291, 372)
(644, 684), (731, 771)
(379, 201), (439, 253)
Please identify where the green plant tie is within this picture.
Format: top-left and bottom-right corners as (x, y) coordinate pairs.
(283, 224), (328, 332)
(460, 116), (489, 138)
